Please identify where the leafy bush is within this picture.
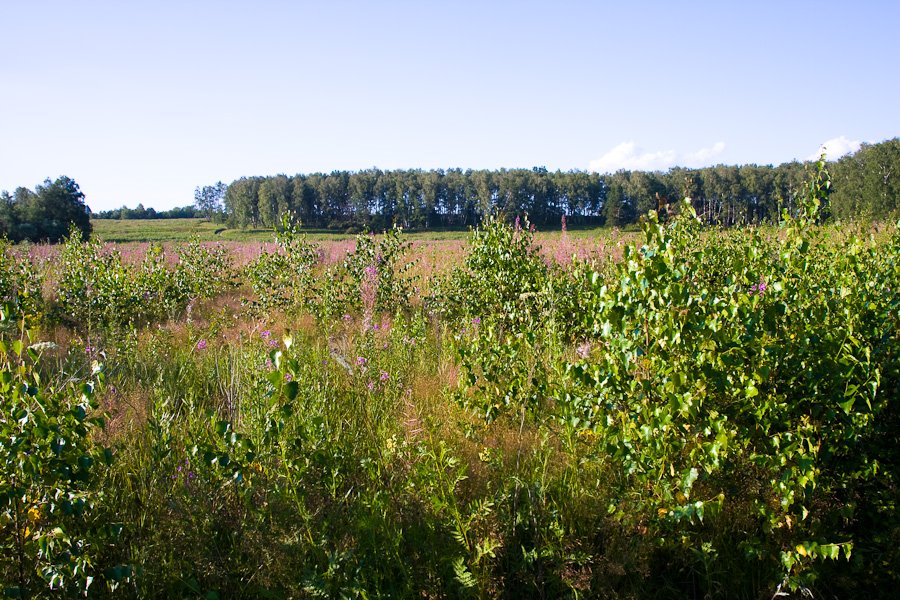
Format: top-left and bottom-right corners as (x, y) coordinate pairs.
(555, 161), (900, 594)
(55, 230), (234, 332)
(0, 316), (111, 595)
(0, 241), (44, 327)
(245, 217), (320, 314)
(314, 226), (418, 323)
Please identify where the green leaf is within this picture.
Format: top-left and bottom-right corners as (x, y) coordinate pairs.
(838, 397), (855, 414)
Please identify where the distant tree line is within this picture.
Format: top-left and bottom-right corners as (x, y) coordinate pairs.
(213, 138), (898, 230)
(92, 182), (228, 221)
(15, 139), (895, 240)
(0, 176), (92, 243)
(92, 204), (199, 220)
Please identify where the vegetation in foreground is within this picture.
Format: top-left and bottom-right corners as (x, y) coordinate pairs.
(1, 161), (898, 598)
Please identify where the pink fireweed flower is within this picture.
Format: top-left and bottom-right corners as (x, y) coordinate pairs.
(749, 278), (768, 295)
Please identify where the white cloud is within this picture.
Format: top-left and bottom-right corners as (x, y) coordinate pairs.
(684, 142), (726, 165)
(808, 136), (861, 161)
(588, 141), (726, 173)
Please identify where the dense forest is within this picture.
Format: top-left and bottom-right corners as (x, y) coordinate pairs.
(206, 138), (898, 230)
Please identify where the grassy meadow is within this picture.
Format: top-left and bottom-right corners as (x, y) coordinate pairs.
(90, 218), (486, 244)
(2, 182), (898, 598)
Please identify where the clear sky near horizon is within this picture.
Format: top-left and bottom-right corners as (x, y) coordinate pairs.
(1, 1), (898, 213)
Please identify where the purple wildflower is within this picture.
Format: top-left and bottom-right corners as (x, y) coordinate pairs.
(749, 278), (768, 296)
(356, 356), (368, 366)
(261, 330), (271, 339)
(196, 339), (207, 351)
(380, 370), (390, 382)
(472, 317), (481, 325)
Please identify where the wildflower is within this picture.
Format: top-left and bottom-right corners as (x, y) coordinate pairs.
(268, 339), (279, 348)
(749, 278), (768, 295)
(261, 330), (271, 339)
(576, 342), (591, 359)
(380, 370), (390, 382)
(196, 339), (207, 350)
(367, 381), (375, 391)
(472, 317), (481, 325)
(343, 313), (352, 321)
(285, 373), (293, 382)
(356, 356), (368, 366)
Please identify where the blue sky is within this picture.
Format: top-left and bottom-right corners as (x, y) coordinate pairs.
(1, 1), (897, 212)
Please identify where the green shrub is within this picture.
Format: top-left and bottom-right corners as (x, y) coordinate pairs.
(0, 316), (111, 595)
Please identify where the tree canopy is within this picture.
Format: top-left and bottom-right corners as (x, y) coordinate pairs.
(211, 138), (899, 231)
(0, 176), (92, 242)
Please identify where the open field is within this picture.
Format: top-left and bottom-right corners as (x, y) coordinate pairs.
(91, 218), (484, 243)
(90, 217), (635, 244)
(4, 194), (900, 597)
